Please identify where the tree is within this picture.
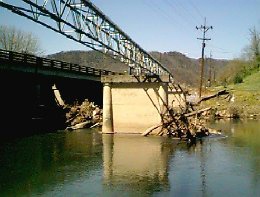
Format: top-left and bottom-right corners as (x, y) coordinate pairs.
(249, 27), (260, 59)
(0, 25), (43, 55)
(216, 59), (247, 84)
(243, 27), (260, 61)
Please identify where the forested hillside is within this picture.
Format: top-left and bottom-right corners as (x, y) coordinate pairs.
(47, 50), (229, 87)
(150, 51), (228, 86)
(47, 50), (129, 73)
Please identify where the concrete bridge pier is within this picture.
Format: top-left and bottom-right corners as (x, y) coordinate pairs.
(102, 82), (114, 134)
(101, 75), (175, 134)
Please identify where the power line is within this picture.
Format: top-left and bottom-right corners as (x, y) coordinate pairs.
(141, 0), (189, 33)
(187, 0), (204, 20)
(164, 0), (196, 27)
(173, 0), (201, 26)
(207, 43), (233, 54)
(196, 17), (213, 98)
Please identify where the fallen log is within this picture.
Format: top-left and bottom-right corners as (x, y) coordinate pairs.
(184, 107), (212, 117)
(197, 89), (229, 104)
(142, 123), (163, 136)
(66, 120), (91, 130)
(90, 122), (101, 129)
(208, 127), (222, 135)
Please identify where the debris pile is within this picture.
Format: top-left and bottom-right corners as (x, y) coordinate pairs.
(142, 89), (227, 142)
(65, 99), (102, 130)
(142, 106), (219, 143)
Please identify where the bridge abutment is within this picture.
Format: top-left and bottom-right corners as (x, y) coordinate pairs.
(101, 75), (182, 134)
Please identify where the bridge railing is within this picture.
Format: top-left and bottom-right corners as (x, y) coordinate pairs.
(0, 49), (118, 77)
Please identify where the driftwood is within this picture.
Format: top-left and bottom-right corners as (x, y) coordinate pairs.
(196, 89), (229, 104)
(142, 123), (163, 136)
(185, 107), (212, 117)
(142, 98), (221, 142)
(65, 99), (102, 130)
(90, 122), (101, 129)
(66, 120), (91, 130)
(129, 82), (224, 141)
(208, 127), (222, 135)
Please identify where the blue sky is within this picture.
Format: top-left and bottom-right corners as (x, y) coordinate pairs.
(0, 0), (260, 60)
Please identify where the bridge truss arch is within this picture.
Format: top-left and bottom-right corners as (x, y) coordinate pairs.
(0, 0), (172, 77)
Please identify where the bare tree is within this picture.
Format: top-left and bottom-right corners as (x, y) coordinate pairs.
(0, 25), (43, 55)
(243, 27), (260, 60)
(249, 27), (260, 58)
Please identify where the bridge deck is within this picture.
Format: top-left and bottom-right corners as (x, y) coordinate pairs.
(0, 49), (118, 81)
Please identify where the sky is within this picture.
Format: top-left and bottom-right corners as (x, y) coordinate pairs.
(0, 0), (260, 60)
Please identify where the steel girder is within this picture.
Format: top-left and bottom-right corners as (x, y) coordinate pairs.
(0, 0), (172, 76)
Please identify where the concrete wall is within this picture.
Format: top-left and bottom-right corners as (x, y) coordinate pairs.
(102, 75), (169, 134)
(111, 83), (166, 133)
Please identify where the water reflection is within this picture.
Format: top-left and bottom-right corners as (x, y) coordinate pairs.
(102, 134), (177, 196)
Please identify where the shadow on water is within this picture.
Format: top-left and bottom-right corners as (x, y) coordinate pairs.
(0, 108), (66, 142)
(0, 129), (103, 196)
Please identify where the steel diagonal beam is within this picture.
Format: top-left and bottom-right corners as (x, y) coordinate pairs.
(0, 0), (172, 77)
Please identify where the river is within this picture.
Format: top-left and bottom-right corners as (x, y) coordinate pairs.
(0, 119), (259, 196)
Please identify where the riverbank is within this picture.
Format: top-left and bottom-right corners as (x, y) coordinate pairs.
(198, 71), (260, 119)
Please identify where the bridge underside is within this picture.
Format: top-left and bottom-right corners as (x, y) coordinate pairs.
(0, 69), (102, 139)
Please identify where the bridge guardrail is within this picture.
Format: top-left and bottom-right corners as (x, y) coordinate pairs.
(0, 49), (117, 77)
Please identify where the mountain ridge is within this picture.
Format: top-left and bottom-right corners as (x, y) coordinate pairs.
(47, 50), (229, 87)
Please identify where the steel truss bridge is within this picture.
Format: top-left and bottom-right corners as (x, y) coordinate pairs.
(0, 0), (172, 77)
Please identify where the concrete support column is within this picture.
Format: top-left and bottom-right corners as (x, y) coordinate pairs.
(159, 84), (167, 115)
(102, 83), (114, 134)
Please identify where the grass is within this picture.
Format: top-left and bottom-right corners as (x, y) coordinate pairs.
(229, 70), (260, 91)
(200, 70), (260, 118)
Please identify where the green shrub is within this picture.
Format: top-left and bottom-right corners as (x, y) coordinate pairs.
(234, 74), (243, 84)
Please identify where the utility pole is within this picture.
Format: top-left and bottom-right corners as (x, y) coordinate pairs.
(208, 51), (212, 87)
(213, 62), (216, 83)
(196, 18), (213, 98)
